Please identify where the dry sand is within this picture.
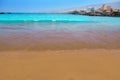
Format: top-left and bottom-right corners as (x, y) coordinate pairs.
(0, 49), (120, 80)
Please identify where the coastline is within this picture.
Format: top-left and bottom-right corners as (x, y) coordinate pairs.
(0, 49), (120, 80)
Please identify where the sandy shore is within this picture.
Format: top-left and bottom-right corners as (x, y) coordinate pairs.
(0, 49), (120, 80)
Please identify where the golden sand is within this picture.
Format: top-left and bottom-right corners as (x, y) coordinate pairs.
(0, 49), (120, 80)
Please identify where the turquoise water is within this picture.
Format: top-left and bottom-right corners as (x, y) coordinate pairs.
(0, 14), (91, 22)
(0, 13), (120, 23)
(0, 14), (120, 50)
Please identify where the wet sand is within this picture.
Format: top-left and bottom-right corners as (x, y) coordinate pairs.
(0, 49), (120, 80)
(0, 22), (120, 51)
(0, 29), (120, 51)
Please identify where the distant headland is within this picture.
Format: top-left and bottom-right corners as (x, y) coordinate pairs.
(0, 12), (11, 14)
(68, 4), (120, 17)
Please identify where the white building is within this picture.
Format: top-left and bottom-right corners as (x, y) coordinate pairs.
(101, 4), (112, 12)
(86, 7), (95, 13)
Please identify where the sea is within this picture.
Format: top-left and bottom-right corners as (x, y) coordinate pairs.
(0, 13), (120, 51)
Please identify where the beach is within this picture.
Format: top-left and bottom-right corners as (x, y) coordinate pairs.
(0, 50), (120, 80)
(0, 14), (120, 80)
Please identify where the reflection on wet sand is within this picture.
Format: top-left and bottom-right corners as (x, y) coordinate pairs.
(0, 22), (120, 51)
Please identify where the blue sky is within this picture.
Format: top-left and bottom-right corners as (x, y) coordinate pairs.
(0, 0), (119, 12)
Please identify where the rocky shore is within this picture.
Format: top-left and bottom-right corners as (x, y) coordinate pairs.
(69, 4), (120, 17)
(69, 10), (120, 17)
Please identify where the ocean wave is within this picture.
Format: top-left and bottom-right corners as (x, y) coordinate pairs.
(0, 19), (94, 22)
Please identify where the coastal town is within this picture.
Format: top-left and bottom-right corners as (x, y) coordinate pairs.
(69, 4), (120, 17)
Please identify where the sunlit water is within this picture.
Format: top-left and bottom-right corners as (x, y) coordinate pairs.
(0, 14), (120, 51)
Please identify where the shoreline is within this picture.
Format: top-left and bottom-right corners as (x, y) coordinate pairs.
(0, 13), (120, 17)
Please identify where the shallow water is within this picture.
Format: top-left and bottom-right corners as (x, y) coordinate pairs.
(0, 14), (120, 51)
